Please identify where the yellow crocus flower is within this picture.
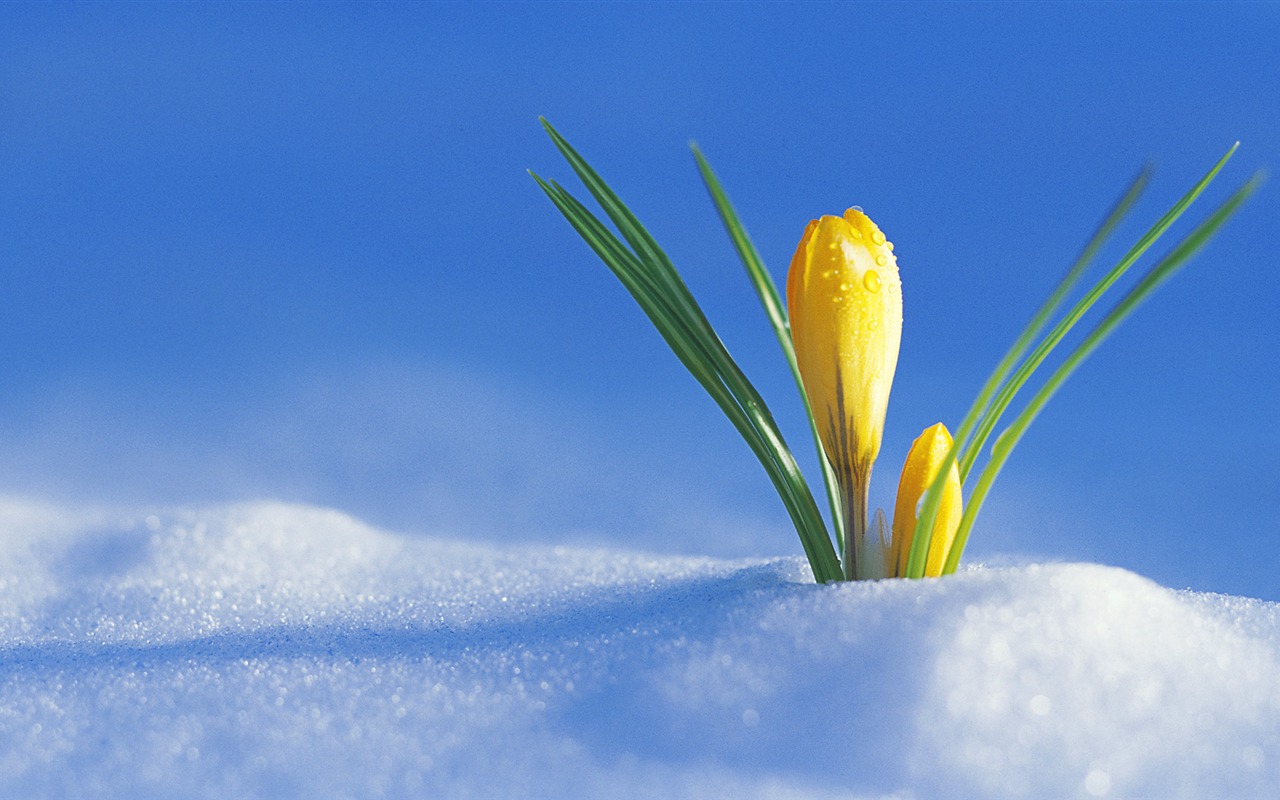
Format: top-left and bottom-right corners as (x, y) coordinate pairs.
(890, 423), (963, 578)
(787, 208), (903, 579)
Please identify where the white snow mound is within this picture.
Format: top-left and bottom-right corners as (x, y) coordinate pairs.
(0, 498), (1277, 799)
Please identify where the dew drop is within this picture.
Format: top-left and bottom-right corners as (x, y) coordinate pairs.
(863, 270), (882, 292)
(875, 254), (888, 267)
(850, 229), (863, 239)
(839, 282), (853, 292)
(887, 241), (895, 251)
(871, 230), (886, 245)
(832, 295), (844, 304)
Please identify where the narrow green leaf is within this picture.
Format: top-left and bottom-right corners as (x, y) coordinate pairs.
(542, 120), (710, 334)
(532, 132), (842, 582)
(957, 148), (1235, 484)
(905, 168), (1149, 577)
(690, 145), (789, 338)
(538, 174), (842, 580)
(942, 173), (1261, 573)
(691, 144), (847, 550)
(907, 146), (1235, 579)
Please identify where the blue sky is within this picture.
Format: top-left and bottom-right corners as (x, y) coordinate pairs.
(1, 2), (1277, 598)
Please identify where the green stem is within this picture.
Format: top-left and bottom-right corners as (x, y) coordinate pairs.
(841, 468), (870, 581)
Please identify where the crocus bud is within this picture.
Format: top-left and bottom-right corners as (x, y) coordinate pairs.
(787, 208), (903, 578)
(890, 422), (963, 578)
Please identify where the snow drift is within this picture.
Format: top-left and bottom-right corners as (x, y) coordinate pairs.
(0, 499), (1276, 799)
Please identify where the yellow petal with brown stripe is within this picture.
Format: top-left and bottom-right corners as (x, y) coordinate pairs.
(786, 208), (902, 489)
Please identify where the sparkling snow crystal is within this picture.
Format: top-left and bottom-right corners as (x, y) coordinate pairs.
(0, 498), (1276, 799)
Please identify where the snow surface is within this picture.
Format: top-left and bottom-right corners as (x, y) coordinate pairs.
(0, 498), (1277, 799)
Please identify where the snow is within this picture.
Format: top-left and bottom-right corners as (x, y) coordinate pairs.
(1, 498), (1277, 799)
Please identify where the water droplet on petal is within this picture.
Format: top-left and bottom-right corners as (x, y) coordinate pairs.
(863, 270), (882, 292)
(886, 241), (895, 251)
(839, 282), (852, 292)
(875, 254), (888, 267)
(871, 230), (886, 245)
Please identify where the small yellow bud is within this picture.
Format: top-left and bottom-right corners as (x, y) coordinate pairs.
(890, 423), (963, 578)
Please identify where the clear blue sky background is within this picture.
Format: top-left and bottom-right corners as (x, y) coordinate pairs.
(1, 2), (1277, 598)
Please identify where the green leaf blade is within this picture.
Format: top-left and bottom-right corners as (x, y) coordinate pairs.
(692, 144), (847, 548)
(942, 171), (1261, 574)
(907, 145), (1237, 580)
(533, 126), (841, 582)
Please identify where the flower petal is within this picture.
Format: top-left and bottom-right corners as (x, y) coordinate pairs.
(786, 209), (903, 485)
(890, 422), (963, 578)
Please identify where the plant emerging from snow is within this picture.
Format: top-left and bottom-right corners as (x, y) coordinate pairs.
(532, 119), (1257, 583)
